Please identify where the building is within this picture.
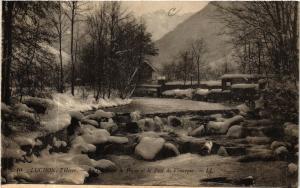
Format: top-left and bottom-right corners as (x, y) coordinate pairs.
(138, 61), (160, 83)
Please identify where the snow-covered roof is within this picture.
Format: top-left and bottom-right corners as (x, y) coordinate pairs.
(144, 61), (159, 73)
(220, 74), (261, 80)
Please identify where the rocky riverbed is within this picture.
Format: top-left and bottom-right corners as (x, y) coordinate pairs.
(1, 97), (298, 187)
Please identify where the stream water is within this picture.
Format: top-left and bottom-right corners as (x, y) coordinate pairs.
(87, 97), (296, 187)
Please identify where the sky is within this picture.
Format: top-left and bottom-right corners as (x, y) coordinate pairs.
(122, 1), (208, 16)
(121, 1), (209, 40)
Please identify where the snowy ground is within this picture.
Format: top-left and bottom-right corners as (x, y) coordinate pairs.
(105, 97), (232, 114)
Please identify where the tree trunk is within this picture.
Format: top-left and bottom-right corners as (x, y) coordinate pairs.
(197, 60), (200, 86)
(70, 2), (75, 96)
(2, 2), (14, 104)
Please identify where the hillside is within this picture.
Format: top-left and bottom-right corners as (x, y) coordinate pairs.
(149, 2), (234, 72)
(141, 10), (193, 41)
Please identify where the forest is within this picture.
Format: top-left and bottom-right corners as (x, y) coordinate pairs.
(2, 1), (157, 104)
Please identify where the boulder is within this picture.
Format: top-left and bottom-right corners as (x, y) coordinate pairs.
(153, 116), (164, 131)
(1, 103), (12, 114)
(201, 141), (213, 155)
(188, 125), (205, 137)
(95, 159), (117, 172)
(86, 110), (114, 121)
(288, 163), (298, 176)
(143, 118), (155, 131)
(226, 125), (243, 138)
(167, 116), (182, 127)
(23, 97), (51, 113)
(69, 111), (84, 121)
(130, 111), (141, 121)
(237, 104), (250, 116)
(94, 109), (114, 119)
(207, 115), (244, 134)
(283, 123), (298, 142)
(81, 118), (99, 127)
(135, 137), (165, 160)
(274, 146), (288, 159)
(108, 136), (129, 144)
(217, 146), (229, 156)
(100, 119), (118, 133)
(270, 141), (289, 151)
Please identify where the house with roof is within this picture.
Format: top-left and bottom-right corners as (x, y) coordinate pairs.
(138, 61), (161, 83)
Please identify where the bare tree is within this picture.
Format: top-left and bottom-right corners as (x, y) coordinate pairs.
(51, 2), (69, 93)
(65, 2), (87, 95)
(2, 2), (14, 104)
(190, 38), (207, 85)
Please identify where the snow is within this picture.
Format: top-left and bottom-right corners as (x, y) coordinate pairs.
(135, 137), (165, 160)
(221, 74), (259, 79)
(207, 115), (244, 134)
(201, 80), (221, 87)
(108, 136), (129, 144)
(130, 111), (141, 121)
(195, 89), (210, 96)
(6, 149), (116, 184)
(237, 103), (250, 116)
(162, 89), (194, 98)
(231, 84), (258, 89)
(52, 92), (132, 112)
(2, 136), (26, 159)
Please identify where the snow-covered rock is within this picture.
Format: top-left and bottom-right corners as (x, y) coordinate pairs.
(23, 97), (52, 113)
(130, 111), (141, 122)
(188, 125), (205, 137)
(69, 111), (84, 121)
(154, 116), (164, 130)
(237, 104), (250, 116)
(274, 146), (288, 158)
(6, 149), (116, 184)
(2, 103), (12, 114)
(80, 125), (110, 144)
(87, 110), (114, 120)
(53, 137), (67, 148)
(217, 146), (228, 156)
(283, 122), (298, 141)
(100, 119), (118, 133)
(201, 141), (213, 155)
(288, 163), (298, 176)
(270, 141), (289, 151)
(207, 115), (244, 134)
(226, 125), (243, 138)
(108, 136), (129, 144)
(135, 137), (165, 160)
(95, 159), (117, 172)
(81, 118), (99, 127)
(2, 136), (26, 159)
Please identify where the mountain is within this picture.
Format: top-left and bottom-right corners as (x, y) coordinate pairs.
(149, 2), (234, 72)
(141, 10), (193, 41)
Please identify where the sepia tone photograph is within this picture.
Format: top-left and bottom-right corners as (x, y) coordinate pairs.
(1, 1), (299, 187)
